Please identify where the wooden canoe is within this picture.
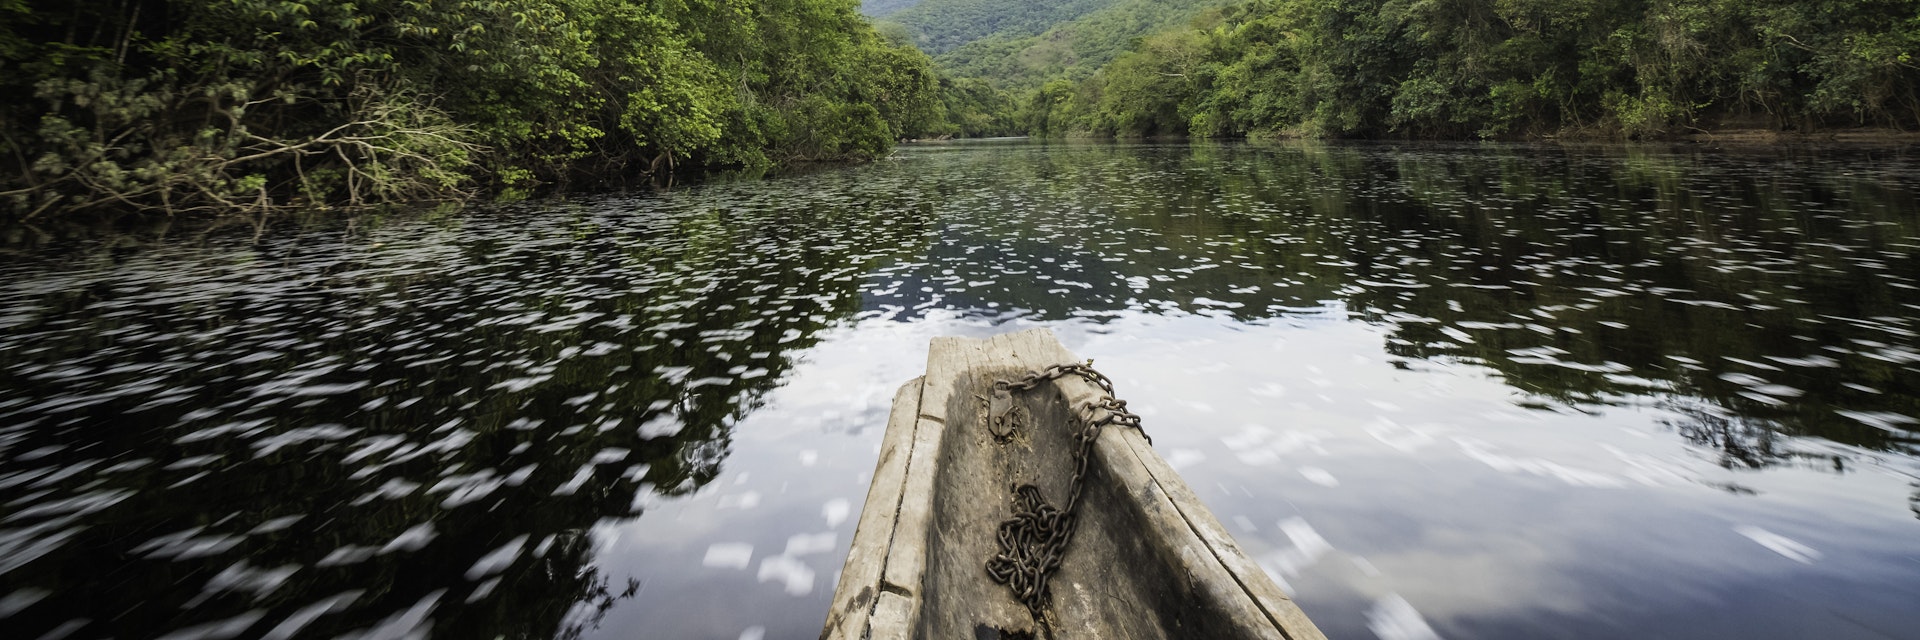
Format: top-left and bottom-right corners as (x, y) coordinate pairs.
(821, 328), (1326, 640)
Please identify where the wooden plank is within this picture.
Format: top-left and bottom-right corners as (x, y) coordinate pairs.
(1024, 328), (1325, 640)
(878, 416), (942, 593)
(1115, 431), (1329, 640)
(820, 377), (922, 640)
(868, 592), (914, 637)
(1039, 374), (1284, 638)
(875, 334), (975, 634)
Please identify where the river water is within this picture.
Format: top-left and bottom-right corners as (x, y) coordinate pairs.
(3, 140), (1919, 640)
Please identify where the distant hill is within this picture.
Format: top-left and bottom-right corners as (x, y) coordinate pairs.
(932, 0), (1234, 88)
(881, 0), (1119, 54)
(859, 0), (923, 18)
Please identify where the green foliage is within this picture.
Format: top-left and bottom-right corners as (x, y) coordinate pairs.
(1012, 79), (1071, 136)
(883, 0), (1118, 54)
(1032, 0), (1920, 139)
(859, 0), (925, 18)
(1082, 29), (1211, 135)
(930, 76), (1023, 137)
(872, 0), (1243, 136)
(866, 0), (1235, 138)
(931, 0), (1236, 90)
(1, 0), (944, 216)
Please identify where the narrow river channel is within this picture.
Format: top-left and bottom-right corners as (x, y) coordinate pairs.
(4, 140), (1919, 640)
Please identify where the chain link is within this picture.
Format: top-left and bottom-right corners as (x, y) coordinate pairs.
(984, 361), (1146, 618)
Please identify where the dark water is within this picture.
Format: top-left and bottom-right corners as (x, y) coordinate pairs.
(3, 140), (1919, 640)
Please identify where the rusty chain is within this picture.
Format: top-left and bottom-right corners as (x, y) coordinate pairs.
(983, 361), (1146, 618)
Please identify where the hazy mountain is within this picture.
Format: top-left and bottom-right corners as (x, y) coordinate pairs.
(859, 0), (924, 18)
(881, 0), (1119, 54)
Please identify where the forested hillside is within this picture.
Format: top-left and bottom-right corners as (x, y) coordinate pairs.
(893, 0), (1919, 140)
(1029, 0), (1920, 138)
(859, 0), (923, 18)
(935, 0), (1236, 89)
(870, 0), (1232, 134)
(882, 0), (1117, 54)
(1, 0), (948, 217)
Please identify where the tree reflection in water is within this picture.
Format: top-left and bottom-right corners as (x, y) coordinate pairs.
(0, 194), (934, 638)
(3, 140), (1918, 639)
(884, 141), (1918, 466)
(1911, 483), (1919, 521)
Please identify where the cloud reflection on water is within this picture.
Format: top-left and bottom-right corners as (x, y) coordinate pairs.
(4, 140), (1920, 640)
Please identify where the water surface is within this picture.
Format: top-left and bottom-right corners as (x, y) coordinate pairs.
(3, 140), (1919, 640)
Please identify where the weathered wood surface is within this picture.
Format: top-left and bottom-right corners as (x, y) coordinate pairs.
(822, 328), (1327, 640)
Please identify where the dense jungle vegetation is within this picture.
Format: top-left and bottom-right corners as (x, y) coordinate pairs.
(0, 0), (974, 217)
(870, 0), (1228, 89)
(8, 0), (1916, 217)
(879, 0), (1920, 138)
(1029, 0), (1920, 138)
(930, 0), (1236, 89)
(859, 0), (921, 18)
(878, 0), (1115, 54)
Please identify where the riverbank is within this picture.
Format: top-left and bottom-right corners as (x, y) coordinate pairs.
(1, 0), (956, 220)
(1035, 127), (1920, 146)
(1673, 127), (1920, 145)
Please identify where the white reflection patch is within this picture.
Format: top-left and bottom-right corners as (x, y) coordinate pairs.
(1733, 526), (1821, 564)
(1249, 382), (1287, 398)
(702, 543), (753, 570)
(783, 533), (836, 557)
(465, 535), (527, 580)
(1166, 449), (1206, 470)
(636, 414), (683, 439)
(1366, 593), (1442, 640)
(1455, 438), (1622, 488)
(757, 555), (815, 596)
(1299, 467), (1339, 487)
(1259, 516), (1333, 581)
(1366, 418), (1438, 453)
(718, 491), (761, 509)
(822, 499), (851, 528)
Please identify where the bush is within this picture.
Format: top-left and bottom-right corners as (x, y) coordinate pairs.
(0, 0), (946, 217)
